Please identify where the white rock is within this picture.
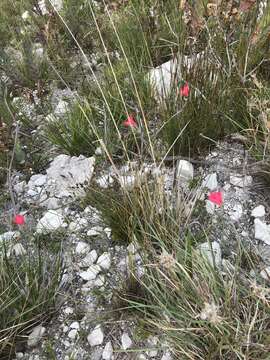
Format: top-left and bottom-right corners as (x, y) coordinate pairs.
(229, 204), (243, 221)
(121, 332), (132, 350)
(7, 243), (26, 257)
(252, 205), (265, 218)
(36, 210), (65, 234)
(79, 265), (101, 281)
(87, 325), (104, 346)
(254, 219), (270, 245)
(33, 43), (44, 59)
(94, 275), (105, 287)
(63, 307), (74, 315)
(69, 221), (81, 232)
(147, 59), (178, 100)
(95, 147), (103, 156)
(198, 241), (222, 267)
(75, 241), (90, 255)
(0, 231), (20, 243)
(96, 175), (114, 188)
(147, 336), (159, 357)
(104, 227), (112, 238)
(205, 200), (216, 214)
(137, 355), (147, 360)
(14, 181), (26, 194)
(230, 175), (252, 188)
(22, 11), (30, 20)
(161, 351), (172, 360)
(97, 253), (111, 271)
(38, 0), (48, 14)
(15, 353), (24, 359)
(43, 197), (59, 210)
(102, 341), (113, 360)
(80, 250), (98, 267)
(45, 154), (95, 205)
(29, 174), (47, 187)
(176, 160), (194, 182)
(70, 321), (80, 329)
(260, 266), (270, 281)
(55, 100), (69, 117)
(68, 329), (78, 340)
(202, 173), (218, 191)
(87, 226), (103, 236)
(119, 175), (136, 189)
(27, 325), (46, 347)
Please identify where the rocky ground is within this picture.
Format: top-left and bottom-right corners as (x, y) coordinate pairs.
(2, 96), (270, 359)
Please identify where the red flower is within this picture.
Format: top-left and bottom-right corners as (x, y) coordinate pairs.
(208, 192), (223, 206)
(180, 82), (190, 97)
(13, 214), (25, 225)
(123, 115), (138, 128)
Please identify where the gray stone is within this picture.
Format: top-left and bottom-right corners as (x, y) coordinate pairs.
(70, 321), (80, 330)
(97, 253), (111, 271)
(14, 181), (26, 194)
(230, 175), (252, 188)
(7, 243), (26, 257)
(161, 351), (172, 360)
(198, 241), (222, 267)
(102, 341), (113, 360)
(79, 265), (101, 281)
(75, 242), (90, 255)
(68, 329), (78, 340)
(54, 100), (69, 117)
(121, 332), (132, 350)
(45, 154), (95, 206)
(254, 219), (270, 245)
(80, 250), (98, 267)
(202, 173), (218, 191)
(176, 160), (194, 182)
(87, 325), (104, 346)
(229, 204), (243, 221)
(260, 266), (270, 281)
(27, 325), (46, 347)
(0, 231), (20, 244)
(251, 205), (265, 218)
(36, 210), (65, 234)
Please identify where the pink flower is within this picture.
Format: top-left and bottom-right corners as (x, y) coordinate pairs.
(123, 115), (138, 128)
(208, 192), (223, 206)
(13, 214), (25, 225)
(180, 82), (190, 97)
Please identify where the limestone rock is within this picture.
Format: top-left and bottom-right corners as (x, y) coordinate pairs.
(198, 241), (222, 268)
(27, 325), (46, 347)
(87, 325), (104, 346)
(102, 341), (113, 360)
(252, 205), (265, 218)
(176, 160), (194, 182)
(79, 265), (101, 281)
(121, 332), (132, 350)
(254, 219), (270, 245)
(36, 210), (65, 234)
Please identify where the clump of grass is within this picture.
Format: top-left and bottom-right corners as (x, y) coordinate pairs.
(98, 173), (270, 359)
(0, 242), (63, 359)
(45, 100), (99, 156)
(84, 169), (191, 245)
(127, 239), (270, 359)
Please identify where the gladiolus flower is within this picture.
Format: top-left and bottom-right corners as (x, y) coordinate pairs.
(208, 192), (223, 206)
(13, 214), (25, 225)
(180, 82), (190, 97)
(123, 115), (138, 128)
